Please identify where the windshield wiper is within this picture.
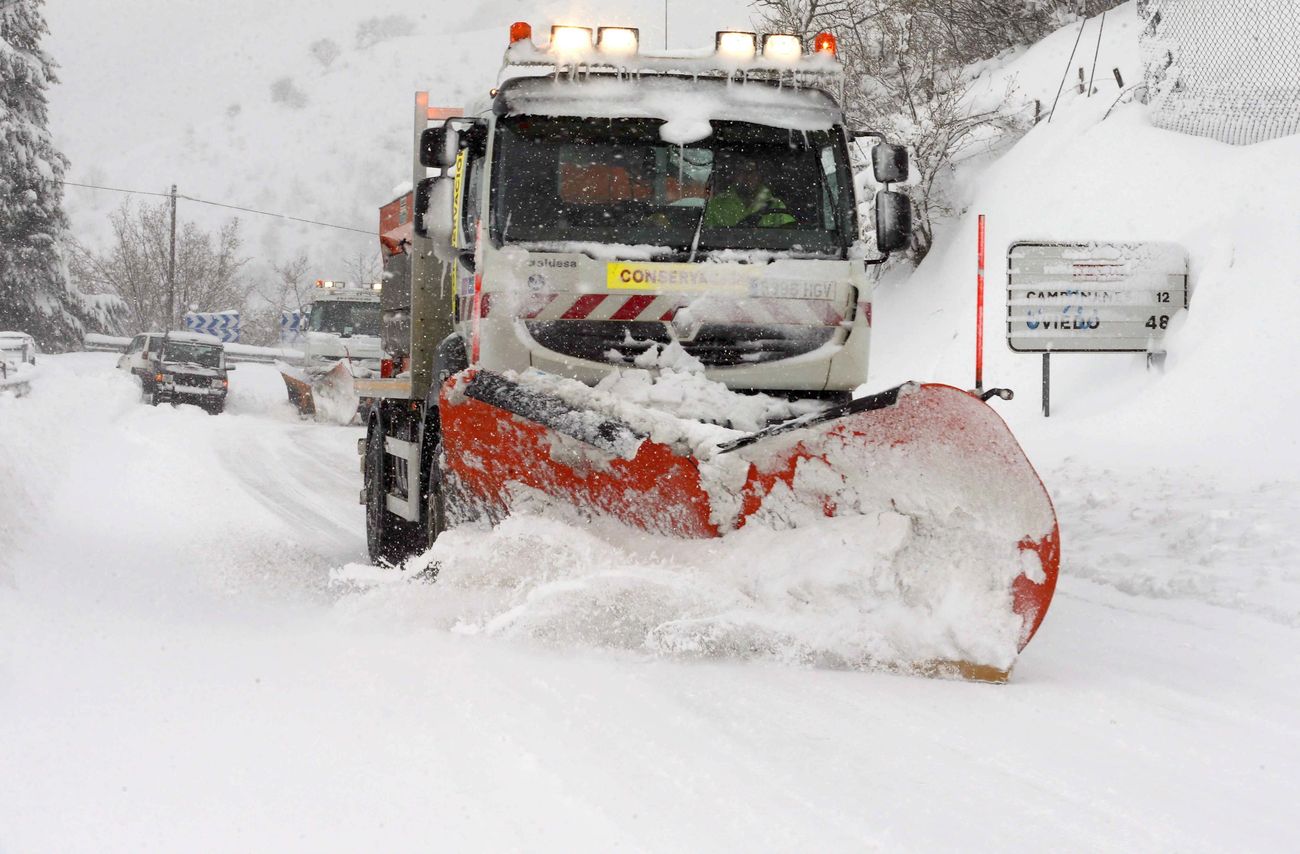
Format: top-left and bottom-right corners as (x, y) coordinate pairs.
(686, 165), (717, 264)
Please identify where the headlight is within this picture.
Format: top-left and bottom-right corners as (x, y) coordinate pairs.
(211, 378), (224, 388)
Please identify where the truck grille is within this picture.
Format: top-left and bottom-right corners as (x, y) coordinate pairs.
(524, 320), (837, 368)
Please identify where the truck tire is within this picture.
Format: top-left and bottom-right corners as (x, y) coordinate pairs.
(424, 434), (447, 552)
(364, 412), (423, 566)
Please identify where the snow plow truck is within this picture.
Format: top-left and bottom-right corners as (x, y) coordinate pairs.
(359, 23), (1059, 681)
(280, 280), (383, 419)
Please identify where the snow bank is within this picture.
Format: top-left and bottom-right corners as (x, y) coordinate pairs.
(335, 503), (1025, 672)
(869, 2), (1300, 481)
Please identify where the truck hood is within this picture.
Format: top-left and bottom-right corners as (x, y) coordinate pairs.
(303, 332), (383, 361)
(159, 362), (222, 378)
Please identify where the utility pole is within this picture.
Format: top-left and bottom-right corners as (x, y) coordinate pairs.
(167, 184), (178, 330)
(664, 0), (668, 49)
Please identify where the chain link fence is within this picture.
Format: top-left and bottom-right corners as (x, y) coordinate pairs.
(1139, 0), (1300, 145)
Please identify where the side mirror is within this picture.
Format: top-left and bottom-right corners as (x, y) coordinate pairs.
(427, 176), (457, 261)
(872, 144), (909, 184)
(419, 123), (460, 169)
(413, 176), (437, 239)
(874, 190), (912, 254)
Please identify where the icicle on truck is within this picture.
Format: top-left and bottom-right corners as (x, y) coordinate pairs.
(359, 23), (1059, 680)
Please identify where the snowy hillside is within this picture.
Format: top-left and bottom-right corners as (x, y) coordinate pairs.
(869, 3), (1300, 480)
(46, 0), (754, 279)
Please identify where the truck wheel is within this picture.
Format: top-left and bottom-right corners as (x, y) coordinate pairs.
(424, 435), (447, 551)
(364, 414), (423, 566)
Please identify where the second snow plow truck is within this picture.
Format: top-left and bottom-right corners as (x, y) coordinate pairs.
(360, 23), (1059, 681)
(280, 280), (383, 419)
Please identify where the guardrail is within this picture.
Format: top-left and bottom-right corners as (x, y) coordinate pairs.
(80, 334), (303, 366)
(83, 333), (131, 352)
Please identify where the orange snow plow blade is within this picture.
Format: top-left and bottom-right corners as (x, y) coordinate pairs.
(280, 368), (317, 416)
(280, 360), (359, 422)
(439, 370), (1059, 680)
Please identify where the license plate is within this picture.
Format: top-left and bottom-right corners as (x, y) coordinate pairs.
(747, 280), (836, 300)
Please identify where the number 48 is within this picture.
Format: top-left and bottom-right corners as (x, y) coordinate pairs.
(1146, 315), (1170, 330)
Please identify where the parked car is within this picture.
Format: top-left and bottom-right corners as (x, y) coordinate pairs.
(117, 331), (232, 414)
(0, 331), (38, 395)
(116, 331), (165, 378)
(0, 331), (37, 368)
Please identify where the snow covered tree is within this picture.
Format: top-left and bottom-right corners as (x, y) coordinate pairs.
(0, 0), (121, 348)
(68, 199), (250, 334)
(752, 0), (1124, 258)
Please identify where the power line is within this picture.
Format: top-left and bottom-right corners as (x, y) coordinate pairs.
(60, 180), (173, 199)
(59, 179), (374, 236)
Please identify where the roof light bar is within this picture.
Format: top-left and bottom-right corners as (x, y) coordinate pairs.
(550, 25), (594, 55)
(597, 26), (639, 56)
(813, 31), (837, 57)
(509, 21), (532, 44)
(715, 30), (757, 60)
(761, 33), (802, 63)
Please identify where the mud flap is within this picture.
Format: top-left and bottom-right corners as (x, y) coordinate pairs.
(439, 370), (1059, 680)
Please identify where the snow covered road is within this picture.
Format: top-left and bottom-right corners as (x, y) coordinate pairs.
(2, 355), (1297, 851)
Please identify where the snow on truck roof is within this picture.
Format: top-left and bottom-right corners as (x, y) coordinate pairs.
(501, 27), (843, 84)
(490, 25), (846, 143)
(496, 76), (841, 143)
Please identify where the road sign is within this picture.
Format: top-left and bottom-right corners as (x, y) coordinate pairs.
(183, 310), (241, 343)
(1007, 241), (1188, 353)
(279, 310), (305, 345)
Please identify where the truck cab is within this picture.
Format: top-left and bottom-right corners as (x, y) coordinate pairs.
(418, 24), (910, 397)
(300, 281), (384, 376)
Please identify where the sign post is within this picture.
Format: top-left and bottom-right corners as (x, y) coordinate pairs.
(976, 214), (986, 393)
(1007, 241), (1189, 416)
(1042, 353), (1050, 417)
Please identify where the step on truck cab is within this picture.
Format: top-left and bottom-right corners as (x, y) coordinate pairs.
(361, 22), (912, 564)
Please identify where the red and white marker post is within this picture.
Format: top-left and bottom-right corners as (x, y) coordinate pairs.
(975, 213), (986, 394)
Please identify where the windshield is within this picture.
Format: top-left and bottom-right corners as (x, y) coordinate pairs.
(162, 341), (221, 368)
(309, 300), (380, 336)
(492, 116), (853, 257)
